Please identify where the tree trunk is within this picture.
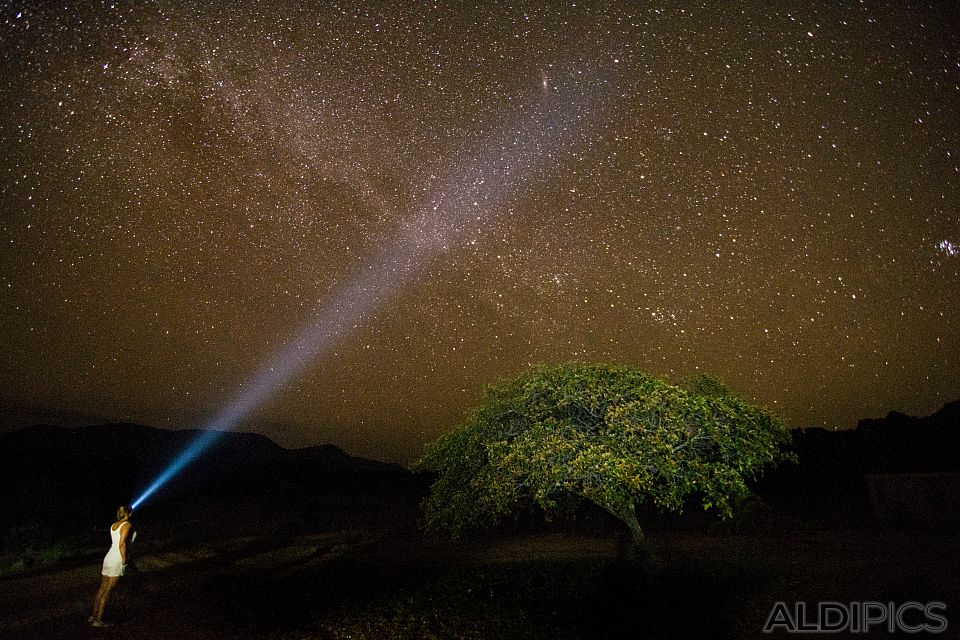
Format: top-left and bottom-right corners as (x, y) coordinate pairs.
(622, 502), (644, 546)
(612, 502), (647, 562)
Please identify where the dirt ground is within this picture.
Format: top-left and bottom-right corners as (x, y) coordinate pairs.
(1, 525), (957, 640)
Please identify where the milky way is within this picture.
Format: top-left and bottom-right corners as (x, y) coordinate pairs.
(1, 2), (958, 462)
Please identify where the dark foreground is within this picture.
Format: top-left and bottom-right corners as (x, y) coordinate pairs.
(2, 417), (958, 638)
(1, 520), (956, 640)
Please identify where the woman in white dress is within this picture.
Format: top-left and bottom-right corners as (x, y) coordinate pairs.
(89, 505), (133, 627)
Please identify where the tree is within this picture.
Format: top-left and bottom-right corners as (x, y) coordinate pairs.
(415, 363), (793, 550)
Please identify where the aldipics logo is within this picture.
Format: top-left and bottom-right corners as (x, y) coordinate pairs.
(763, 601), (948, 634)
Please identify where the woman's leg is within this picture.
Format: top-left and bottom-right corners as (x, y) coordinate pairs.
(91, 575), (108, 620)
(93, 575), (119, 622)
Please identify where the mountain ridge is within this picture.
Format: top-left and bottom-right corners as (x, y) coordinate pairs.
(0, 421), (417, 537)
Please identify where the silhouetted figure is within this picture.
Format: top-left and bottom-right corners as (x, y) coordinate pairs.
(89, 505), (134, 627)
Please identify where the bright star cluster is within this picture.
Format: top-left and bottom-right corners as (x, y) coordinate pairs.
(1, 2), (958, 462)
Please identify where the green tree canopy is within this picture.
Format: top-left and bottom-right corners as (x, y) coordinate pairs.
(415, 363), (792, 547)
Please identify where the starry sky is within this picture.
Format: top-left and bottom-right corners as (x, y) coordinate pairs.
(1, 1), (958, 463)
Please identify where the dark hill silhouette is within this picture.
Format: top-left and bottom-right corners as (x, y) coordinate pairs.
(0, 423), (421, 542)
(2, 400), (958, 545)
(755, 400), (960, 526)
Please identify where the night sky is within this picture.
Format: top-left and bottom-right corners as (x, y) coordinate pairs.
(1, 2), (958, 463)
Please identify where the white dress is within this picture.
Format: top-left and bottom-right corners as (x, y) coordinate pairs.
(101, 522), (127, 577)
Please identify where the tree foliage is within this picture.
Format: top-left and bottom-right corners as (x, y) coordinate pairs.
(415, 363), (793, 546)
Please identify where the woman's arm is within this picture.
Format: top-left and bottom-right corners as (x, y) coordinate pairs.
(118, 522), (131, 565)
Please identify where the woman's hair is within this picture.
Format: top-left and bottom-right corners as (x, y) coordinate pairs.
(116, 505), (133, 521)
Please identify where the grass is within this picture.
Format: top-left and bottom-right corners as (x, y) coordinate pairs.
(0, 524), (81, 577)
(271, 554), (777, 640)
